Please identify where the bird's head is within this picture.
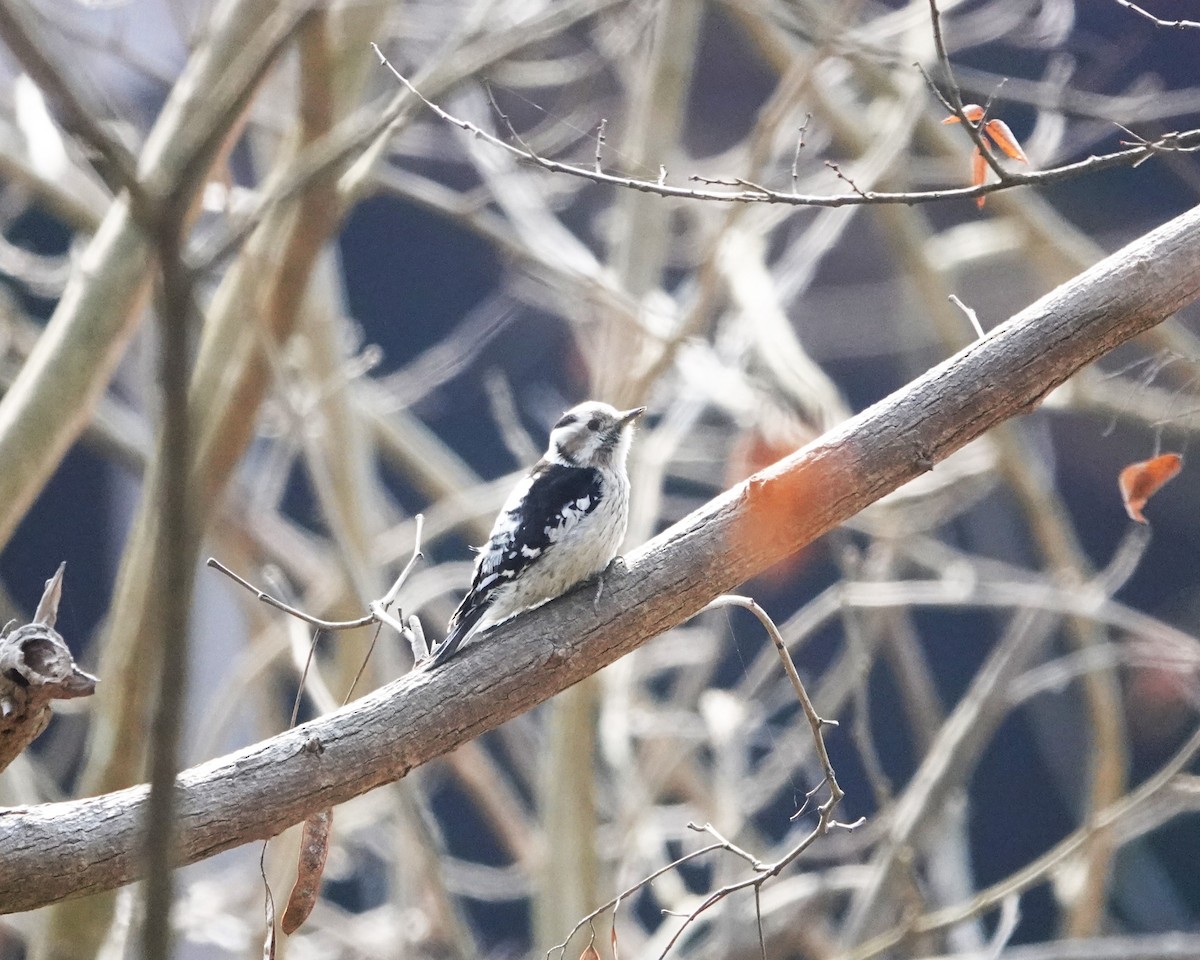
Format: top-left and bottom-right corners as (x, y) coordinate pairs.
(547, 401), (646, 469)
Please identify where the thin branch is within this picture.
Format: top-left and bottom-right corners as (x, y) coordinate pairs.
(1112, 0), (1200, 29)
(791, 114), (812, 186)
(950, 294), (985, 339)
(706, 596), (846, 822)
(923, 0), (1009, 181)
(823, 160), (869, 198)
(140, 126), (202, 960)
(207, 558), (375, 631)
(754, 886), (766, 960)
(371, 46), (1200, 209)
(611, 594), (859, 960)
(594, 117), (607, 174)
(380, 512), (426, 608)
(547, 843), (728, 960)
(207, 512), (424, 637)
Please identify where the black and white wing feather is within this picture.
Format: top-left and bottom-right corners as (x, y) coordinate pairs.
(427, 461), (604, 666)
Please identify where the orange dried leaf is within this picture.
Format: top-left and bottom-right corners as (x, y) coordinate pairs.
(971, 147), (987, 208)
(984, 119), (1028, 162)
(281, 809), (333, 935)
(1119, 453), (1182, 523)
(942, 103), (985, 124)
(970, 147), (987, 186)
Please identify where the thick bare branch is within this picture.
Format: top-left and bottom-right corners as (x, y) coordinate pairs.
(1, 203), (1199, 914)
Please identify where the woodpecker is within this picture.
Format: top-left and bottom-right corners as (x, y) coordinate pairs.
(425, 401), (646, 668)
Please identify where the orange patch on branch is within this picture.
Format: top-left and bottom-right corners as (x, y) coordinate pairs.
(725, 445), (852, 577)
(726, 429), (824, 583)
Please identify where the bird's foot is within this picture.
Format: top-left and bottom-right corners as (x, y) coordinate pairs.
(593, 556), (628, 611)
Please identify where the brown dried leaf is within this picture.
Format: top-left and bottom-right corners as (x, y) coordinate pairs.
(281, 808), (333, 935)
(1119, 453), (1182, 523)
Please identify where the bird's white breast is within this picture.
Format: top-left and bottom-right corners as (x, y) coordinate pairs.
(485, 469), (629, 624)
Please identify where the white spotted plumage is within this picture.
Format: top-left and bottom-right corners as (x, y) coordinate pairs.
(425, 401), (645, 667)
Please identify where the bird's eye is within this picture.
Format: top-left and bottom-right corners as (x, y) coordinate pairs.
(554, 414), (578, 430)
(587, 417), (603, 431)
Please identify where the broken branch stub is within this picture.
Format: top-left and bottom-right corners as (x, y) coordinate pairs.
(0, 564), (97, 771)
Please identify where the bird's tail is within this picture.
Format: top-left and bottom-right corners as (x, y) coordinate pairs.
(426, 596), (491, 668)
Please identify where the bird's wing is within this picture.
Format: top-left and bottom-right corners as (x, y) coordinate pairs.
(469, 461), (604, 593)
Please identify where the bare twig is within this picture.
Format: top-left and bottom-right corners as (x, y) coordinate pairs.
(949, 294), (985, 339)
(208, 558), (375, 631)
(484, 80), (538, 156)
(824, 160), (869, 198)
(594, 117), (607, 174)
(207, 513), (425, 641)
(371, 45), (1200, 209)
(922, 0), (1010, 181)
(791, 113), (812, 186)
(1112, 0), (1200, 29)
(706, 596), (846, 821)
(624, 596), (859, 960)
(981, 77), (1009, 119)
(1117, 124), (1200, 169)
(547, 842), (729, 960)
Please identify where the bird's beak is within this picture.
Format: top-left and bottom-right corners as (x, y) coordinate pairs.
(617, 406), (647, 427)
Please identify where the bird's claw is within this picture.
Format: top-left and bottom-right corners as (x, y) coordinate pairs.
(593, 555), (628, 611)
